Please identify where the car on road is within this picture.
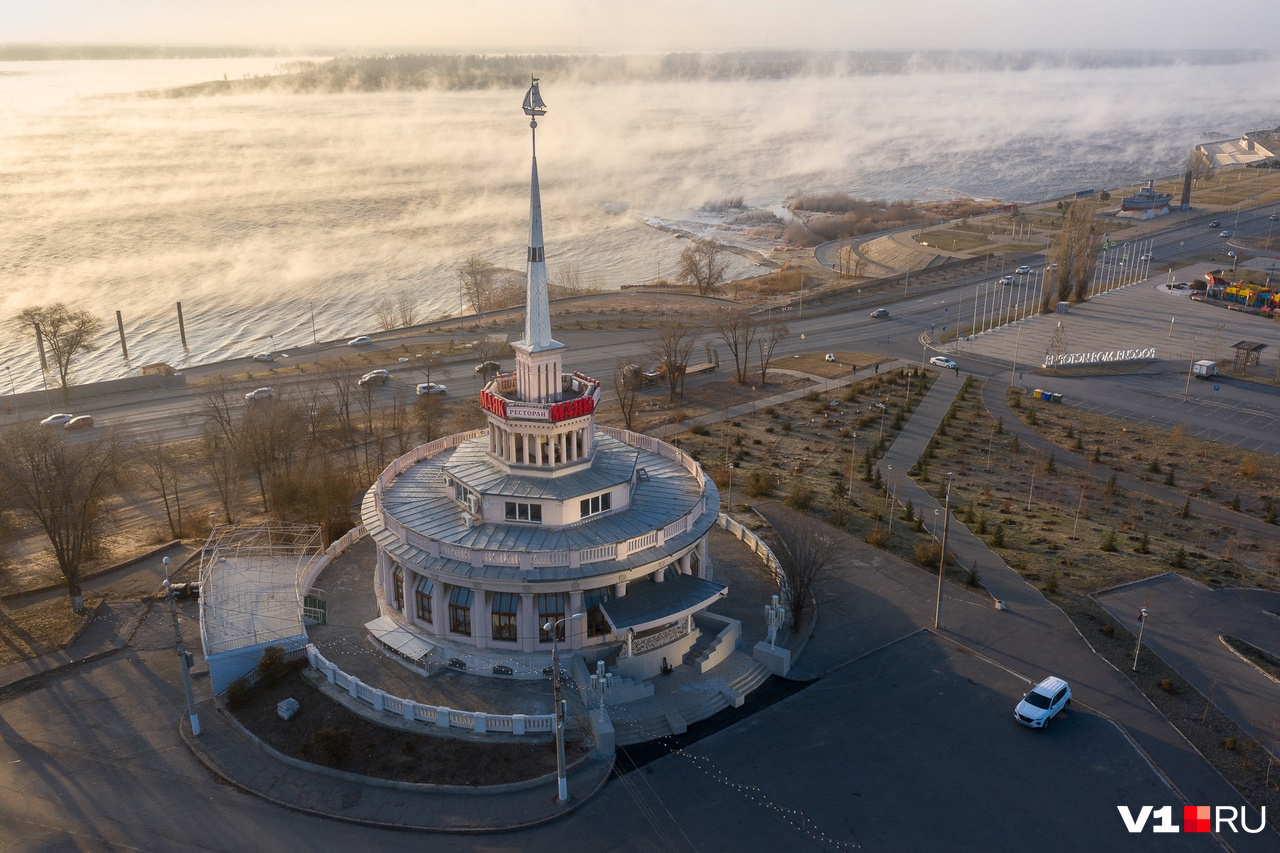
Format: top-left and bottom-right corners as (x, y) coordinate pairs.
(1014, 265), (1031, 275)
(416, 382), (447, 395)
(929, 356), (957, 370)
(475, 360), (501, 377)
(244, 387), (275, 402)
(252, 352), (276, 362)
(1271, 214), (1279, 222)
(358, 369), (391, 387)
(1220, 230), (1233, 238)
(40, 413), (75, 427)
(1139, 252), (1153, 261)
(65, 415), (95, 430)
(348, 335), (373, 347)
(870, 308), (890, 318)
(1015, 676), (1071, 728)
(1208, 220), (1220, 228)
(998, 275), (1015, 286)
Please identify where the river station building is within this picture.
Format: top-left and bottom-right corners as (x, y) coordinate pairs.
(361, 81), (724, 681)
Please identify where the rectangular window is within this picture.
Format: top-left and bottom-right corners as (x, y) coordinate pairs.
(537, 592), (568, 642)
(491, 592), (519, 642)
(579, 491), (613, 519)
(583, 587), (611, 638)
(415, 576), (433, 624)
(448, 586), (473, 636)
(504, 501), (543, 523)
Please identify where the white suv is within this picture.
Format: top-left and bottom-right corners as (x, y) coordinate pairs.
(1015, 676), (1071, 728)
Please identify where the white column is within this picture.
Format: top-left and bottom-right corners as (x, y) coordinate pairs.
(568, 590), (584, 650)
(520, 593), (535, 653)
(475, 589), (490, 649)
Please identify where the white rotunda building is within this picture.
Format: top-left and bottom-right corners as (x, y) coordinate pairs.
(362, 81), (724, 680)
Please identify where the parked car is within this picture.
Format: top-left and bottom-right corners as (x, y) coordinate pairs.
(348, 335), (373, 347)
(870, 308), (890, 318)
(1014, 676), (1071, 728)
(40, 413), (75, 427)
(64, 415), (95, 430)
(416, 382), (447, 395)
(475, 360), (502, 377)
(998, 275), (1015, 285)
(929, 356), (957, 370)
(252, 352), (276, 362)
(1014, 265), (1032, 275)
(358, 369), (391, 387)
(1208, 220), (1220, 228)
(244, 387), (275, 402)
(1220, 230), (1233, 238)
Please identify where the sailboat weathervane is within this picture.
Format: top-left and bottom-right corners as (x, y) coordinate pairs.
(522, 76), (547, 155)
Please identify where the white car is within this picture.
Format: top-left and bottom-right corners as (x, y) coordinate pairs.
(929, 356), (957, 370)
(358, 369), (391, 387)
(824, 353), (836, 362)
(1014, 265), (1031, 275)
(870, 308), (890, 318)
(1015, 676), (1071, 728)
(348, 335), (373, 347)
(1220, 230), (1233, 238)
(416, 382), (448, 395)
(244, 387), (275, 402)
(252, 352), (276, 362)
(40, 413), (75, 427)
(1139, 252), (1153, 262)
(998, 275), (1015, 286)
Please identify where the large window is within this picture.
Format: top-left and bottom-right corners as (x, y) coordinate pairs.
(391, 565), (404, 611)
(583, 587), (611, 638)
(504, 501), (543, 523)
(537, 592), (568, 642)
(491, 592), (519, 642)
(448, 586), (473, 636)
(579, 491), (612, 519)
(415, 576), (433, 624)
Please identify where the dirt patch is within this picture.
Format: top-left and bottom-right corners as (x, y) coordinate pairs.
(229, 665), (589, 786)
(0, 597), (99, 666)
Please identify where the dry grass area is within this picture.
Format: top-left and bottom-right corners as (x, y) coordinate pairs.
(231, 664), (587, 786)
(0, 597), (98, 666)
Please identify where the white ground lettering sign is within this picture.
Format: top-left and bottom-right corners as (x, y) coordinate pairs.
(1043, 348), (1156, 368)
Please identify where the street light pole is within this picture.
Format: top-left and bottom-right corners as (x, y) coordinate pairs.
(1132, 607), (1149, 671)
(163, 556), (201, 736)
(934, 472), (953, 629)
(544, 612), (585, 803)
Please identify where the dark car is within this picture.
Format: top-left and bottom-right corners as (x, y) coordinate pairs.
(1208, 220), (1220, 228)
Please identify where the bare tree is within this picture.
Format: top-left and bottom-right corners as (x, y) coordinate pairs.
(612, 360), (642, 431)
(835, 245), (863, 277)
(551, 263), (583, 295)
(457, 254), (499, 316)
(241, 396), (309, 512)
(677, 238), (729, 295)
(414, 391), (448, 442)
(319, 358), (363, 443)
(1045, 201), (1102, 307)
(372, 297), (398, 331)
(270, 455), (356, 545)
(775, 514), (838, 631)
(757, 321), (788, 386)
(648, 325), (697, 402)
(128, 429), (187, 539)
(396, 288), (417, 328)
(16, 303), (104, 394)
(0, 423), (122, 612)
(713, 309), (758, 384)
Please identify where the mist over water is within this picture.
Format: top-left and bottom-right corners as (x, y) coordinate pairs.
(2, 55), (1279, 392)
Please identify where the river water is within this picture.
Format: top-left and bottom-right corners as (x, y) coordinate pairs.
(3, 55), (1279, 391)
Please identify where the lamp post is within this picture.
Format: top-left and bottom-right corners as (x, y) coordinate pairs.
(544, 612), (585, 803)
(887, 465), (896, 535)
(848, 432), (858, 496)
(934, 472), (953, 629)
(310, 301), (319, 364)
(1132, 607), (1149, 671)
(163, 556), (202, 736)
(5, 365), (14, 397)
(727, 463), (735, 513)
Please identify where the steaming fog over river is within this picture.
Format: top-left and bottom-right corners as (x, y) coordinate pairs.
(2, 54), (1280, 391)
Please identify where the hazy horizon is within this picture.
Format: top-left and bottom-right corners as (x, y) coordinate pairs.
(4, 1), (1280, 52)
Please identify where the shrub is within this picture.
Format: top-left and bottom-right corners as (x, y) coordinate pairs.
(1158, 678), (1174, 693)
(1230, 493), (1241, 512)
(1092, 446), (1101, 464)
(914, 541), (942, 568)
(964, 564), (980, 587)
(1025, 407), (1037, 425)
(864, 525), (890, 547)
(1147, 458), (1161, 475)
(1101, 625), (1115, 637)
(1136, 531), (1150, 554)
(1171, 545), (1188, 569)
(990, 525), (1005, 547)
(784, 482), (815, 510)
(224, 679), (251, 711)
(745, 467), (777, 498)
(902, 499), (915, 522)
(1266, 498), (1277, 524)
(780, 422), (792, 433)
(1223, 737), (1237, 751)
(258, 645), (289, 687)
(1043, 572), (1059, 594)
(312, 728), (353, 767)
(1100, 529), (1118, 552)
(689, 423), (710, 436)
(1178, 497), (1191, 519)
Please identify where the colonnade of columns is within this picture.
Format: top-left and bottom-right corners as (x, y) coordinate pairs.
(488, 421), (590, 467)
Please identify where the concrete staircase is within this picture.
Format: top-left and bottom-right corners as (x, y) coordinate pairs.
(610, 650), (771, 746)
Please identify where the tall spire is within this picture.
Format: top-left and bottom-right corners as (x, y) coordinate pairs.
(519, 77), (558, 353)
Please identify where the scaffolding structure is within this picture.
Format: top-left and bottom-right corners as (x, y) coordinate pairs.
(198, 521), (321, 659)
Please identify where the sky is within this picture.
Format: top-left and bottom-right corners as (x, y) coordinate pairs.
(3, 0), (1279, 53)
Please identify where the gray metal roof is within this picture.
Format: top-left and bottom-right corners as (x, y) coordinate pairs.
(367, 429), (720, 584)
(601, 574), (728, 633)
